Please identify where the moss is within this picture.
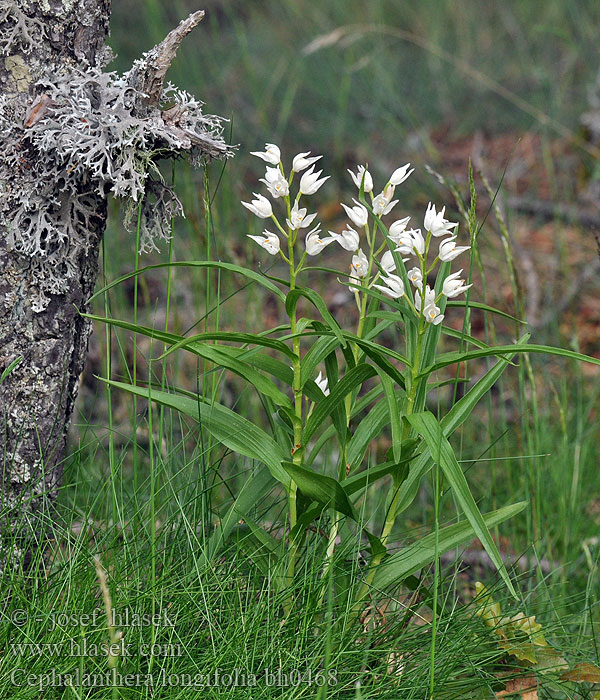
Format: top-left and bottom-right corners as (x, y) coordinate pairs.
(4, 54), (32, 91)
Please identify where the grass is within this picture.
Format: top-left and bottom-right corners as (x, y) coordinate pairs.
(2, 0), (600, 697)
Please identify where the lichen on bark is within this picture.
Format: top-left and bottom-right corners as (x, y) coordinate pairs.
(0, 1), (231, 573)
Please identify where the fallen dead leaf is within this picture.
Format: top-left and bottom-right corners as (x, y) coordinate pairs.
(496, 674), (538, 699)
(561, 661), (600, 683)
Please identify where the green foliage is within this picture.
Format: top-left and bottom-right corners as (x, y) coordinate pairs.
(91, 147), (600, 637)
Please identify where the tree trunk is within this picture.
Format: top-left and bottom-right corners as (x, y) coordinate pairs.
(0, 1), (230, 572)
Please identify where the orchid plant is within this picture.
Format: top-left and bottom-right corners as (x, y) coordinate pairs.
(90, 141), (600, 618)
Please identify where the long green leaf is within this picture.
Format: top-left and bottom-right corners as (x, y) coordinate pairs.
(202, 466), (276, 564)
(237, 513), (281, 556)
(372, 502), (527, 590)
(343, 451), (419, 496)
(281, 462), (356, 519)
(356, 339), (407, 389)
(445, 300), (525, 323)
(374, 369), (403, 462)
(180, 342), (292, 409)
(100, 379), (290, 486)
(346, 393), (401, 471)
(285, 287), (346, 347)
(300, 336), (341, 389)
(305, 384), (387, 469)
(86, 315), (297, 408)
(421, 343), (600, 376)
(303, 364), (377, 445)
(160, 330), (296, 361)
(84, 314), (295, 361)
(87, 261), (286, 304)
(395, 336), (529, 515)
(407, 411), (517, 595)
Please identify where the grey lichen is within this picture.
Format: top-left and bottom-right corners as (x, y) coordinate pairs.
(0, 2), (46, 56)
(0, 9), (233, 311)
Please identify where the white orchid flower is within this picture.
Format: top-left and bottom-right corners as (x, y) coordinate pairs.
(438, 236), (470, 262)
(442, 269), (473, 298)
(380, 250), (397, 274)
(350, 249), (369, 279)
(415, 284), (435, 312)
(315, 371), (330, 396)
(424, 202), (458, 237)
(299, 165), (330, 195)
(388, 216), (411, 243)
(407, 267), (422, 287)
(341, 198), (369, 228)
(389, 163), (414, 186)
(286, 201), (317, 230)
(292, 151), (322, 173)
(250, 142), (281, 164)
(241, 193), (273, 219)
(329, 225), (360, 252)
(347, 165), (373, 193)
(247, 231), (280, 255)
(305, 226), (334, 255)
(424, 303), (444, 325)
(260, 166), (289, 198)
(372, 191), (399, 216)
(396, 228), (425, 257)
(373, 274), (405, 299)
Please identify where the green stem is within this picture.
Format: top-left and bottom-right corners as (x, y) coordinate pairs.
(352, 235), (430, 612)
(132, 198), (142, 498)
(429, 459), (441, 699)
(283, 189), (303, 609)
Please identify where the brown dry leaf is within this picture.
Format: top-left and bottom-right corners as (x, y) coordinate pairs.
(561, 662), (600, 683)
(386, 651), (405, 678)
(496, 675), (538, 699)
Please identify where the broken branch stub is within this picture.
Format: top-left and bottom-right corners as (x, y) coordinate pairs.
(128, 9), (205, 112)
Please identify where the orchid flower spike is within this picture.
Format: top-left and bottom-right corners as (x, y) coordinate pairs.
(424, 202), (458, 237)
(442, 269), (473, 298)
(260, 166), (289, 198)
(424, 303), (444, 325)
(341, 198), (369, 228)
(241, 193), (273, 219)
(315, 371), (330, 396)
(350, 249), (369, 279)
(286, 201), (318, 230)
(347, 165), (374, 193)
(407, 267), (422, 287)
(389, 163), (414, 186)
(250, 142), (281, 164)
(292, 151), (322, 173)
(300, 165), (330, 195)
(438, 236), (470, 262)
(329, 225), (360, 252)
(415, 284), (435, 312)
(305, 226), (334, 255)
(373, 274), (405, 299)
(247, 231), (280, 255)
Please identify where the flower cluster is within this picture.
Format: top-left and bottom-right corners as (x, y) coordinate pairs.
(242, 143), (331, 261)
(333, 165), (472, 327)
(241, 143), (473, 328)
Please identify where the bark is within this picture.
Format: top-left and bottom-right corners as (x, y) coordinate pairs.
(0, 1), (230, 572)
